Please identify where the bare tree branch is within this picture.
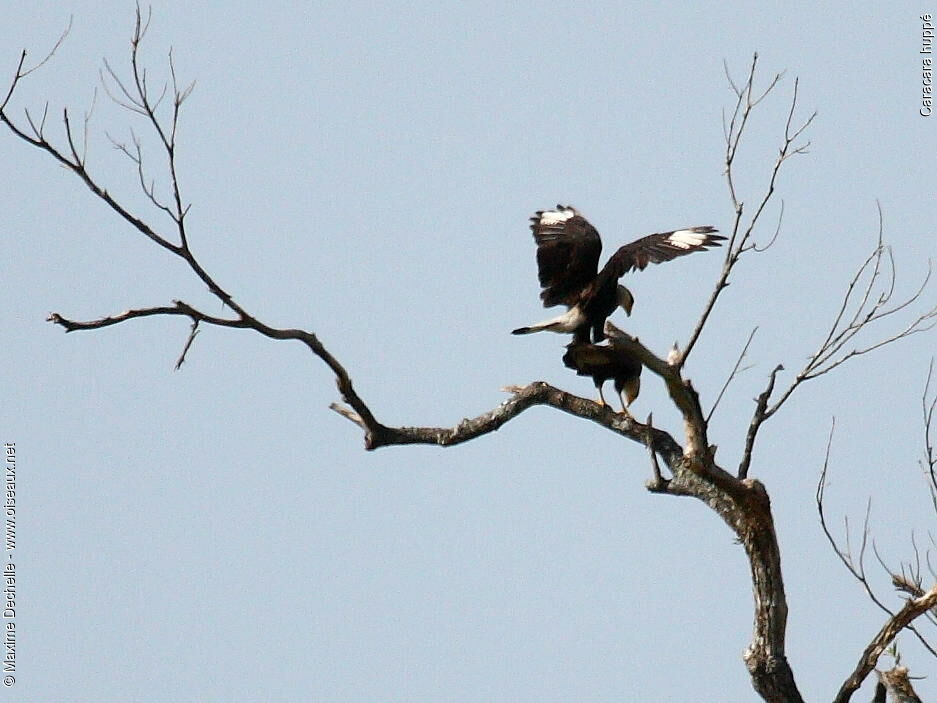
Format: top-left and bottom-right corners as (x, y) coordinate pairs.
(46, 300), (390, 450)
(818, 419), (937, 680)
(788, 208), (934, 388)
(48, 302), (242, 332)
(818, 422), (897, 616)
(174, 319), (200, 370)
(0, 17), (71, 113)
(643, 413), (669, 491)
(753, 200), (785, 253)
(923, 359), (937, 513)
(680, 55), (815, 369)
(737, 364), (784, 480)
(707, 326), (757, 423)
(876, 665), (924, 703)
(334, 380), (685, 454)
(8, 22), (937, 702)
(1, 93), (180, 254)
(833, 585), (937, 703)
(736, 210), (936, 481)
(106, 128), (174, 217)
(604, 323), (805, 703)
(4, 33), (816, 701)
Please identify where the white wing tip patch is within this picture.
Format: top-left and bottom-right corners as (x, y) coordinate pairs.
(538, 205), (579, 226)
(668, 229), (709, 249)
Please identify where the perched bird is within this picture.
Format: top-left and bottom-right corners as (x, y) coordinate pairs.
(563, 340), (642, 415)
(512, 205), (724, 342)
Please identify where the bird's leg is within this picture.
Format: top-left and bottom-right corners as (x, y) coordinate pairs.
(617, 390), (634, 419)
(596, 384), (608, 407)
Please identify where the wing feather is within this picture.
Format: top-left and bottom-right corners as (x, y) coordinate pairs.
(529, 205), (602, 307)
(598, 226), (724, 283)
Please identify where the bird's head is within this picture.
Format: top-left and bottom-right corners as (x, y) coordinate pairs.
(616, 285), (634, 316)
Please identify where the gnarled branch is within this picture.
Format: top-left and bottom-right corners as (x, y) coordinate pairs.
(7, 19), (937, 702)
(834, 585), (937, 703)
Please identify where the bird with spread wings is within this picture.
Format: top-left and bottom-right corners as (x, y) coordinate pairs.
(512, 205), (724, 343)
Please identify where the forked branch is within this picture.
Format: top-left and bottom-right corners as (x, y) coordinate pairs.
(819, 413), (937, 701)
(738, 214), (936, 479)
(7, 18), (937, 703)
(680, 54), (815, 369)
(833, 584), (937, 703)
(4, 27), (808, 700)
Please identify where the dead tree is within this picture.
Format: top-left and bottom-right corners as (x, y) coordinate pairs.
(2, 10), (935, 703)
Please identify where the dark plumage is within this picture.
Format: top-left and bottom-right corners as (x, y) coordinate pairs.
(512, 205), (724, 342)
(563, 340), (642, 415)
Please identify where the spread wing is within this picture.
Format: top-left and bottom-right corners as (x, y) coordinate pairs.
(529, 205), (602, 308)
(597, 226), (724, 284)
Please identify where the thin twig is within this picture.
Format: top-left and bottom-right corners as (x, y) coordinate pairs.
(737, 363), (783, 479)
(707, 326), (757, 423)
(764, 223), (937, 419)
(174, 319), (200, 370)
(643, 413), (669, 491)
(923, 359), (937, 513)
(817, 421), (937, 665)
(680, 58), (814, 369)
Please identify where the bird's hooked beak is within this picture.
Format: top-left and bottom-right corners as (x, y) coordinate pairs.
(617, 285), (634, 316)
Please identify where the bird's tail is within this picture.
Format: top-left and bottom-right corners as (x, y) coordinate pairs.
(511, 308), (585, 336)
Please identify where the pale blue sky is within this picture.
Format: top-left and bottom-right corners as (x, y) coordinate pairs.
(2, 2), (935, 701)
